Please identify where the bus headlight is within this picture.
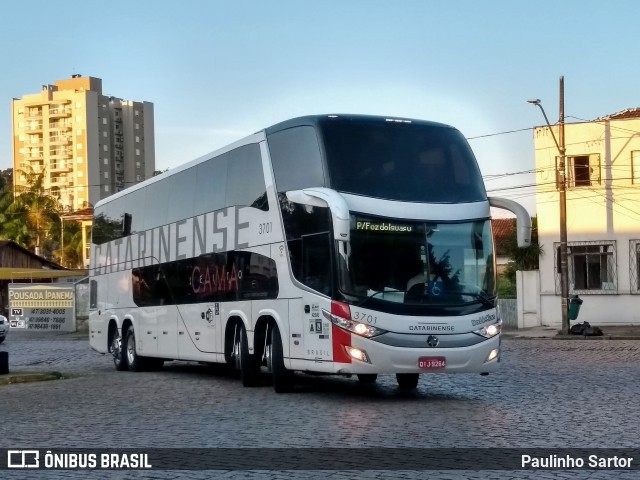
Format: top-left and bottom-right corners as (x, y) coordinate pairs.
(322, 309), (387, 338)
(473, 320), (502, 338)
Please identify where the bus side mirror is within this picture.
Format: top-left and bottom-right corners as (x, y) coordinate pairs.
(488, 197), (532, 248)
(286, 188), (350, 241)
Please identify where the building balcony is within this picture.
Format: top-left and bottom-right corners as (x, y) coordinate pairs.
(25, 123), (43, 132)
(50, 162), (73, 172)
(48, 108), (72, 118)
(50, 176), (73, 185)
(49, 122), (72, 130)
(50, 149), (72, 159)
(49, 136), (71, 145)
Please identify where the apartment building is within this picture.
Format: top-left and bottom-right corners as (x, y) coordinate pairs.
(534, 109), (640, 327)
(11, 75), (155, 210)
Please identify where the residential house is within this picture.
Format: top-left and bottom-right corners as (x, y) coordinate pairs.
(534, 108), (640, 327)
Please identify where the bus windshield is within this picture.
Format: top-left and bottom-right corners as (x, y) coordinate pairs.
(320, 118), (486, 203)
(337, 216), (495, 308)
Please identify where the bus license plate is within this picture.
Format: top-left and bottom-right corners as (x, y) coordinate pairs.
(418, 357), (446, 370)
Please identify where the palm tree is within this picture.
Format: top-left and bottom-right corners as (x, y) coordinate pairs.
(5, 167), (62, 259)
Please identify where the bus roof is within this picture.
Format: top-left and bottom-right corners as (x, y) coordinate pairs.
(264, 114), (455, 135)
(93, 114), (457, 210)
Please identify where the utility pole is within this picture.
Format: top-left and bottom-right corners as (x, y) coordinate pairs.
(558, 77), (569, 335)
(528, 76), (569, 334)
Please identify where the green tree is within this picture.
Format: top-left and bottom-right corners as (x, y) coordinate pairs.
(3, 167), (62, 260)
(504, 216), (543, 285)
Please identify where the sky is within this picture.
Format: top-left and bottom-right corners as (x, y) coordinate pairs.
(2, 0), (640, 216)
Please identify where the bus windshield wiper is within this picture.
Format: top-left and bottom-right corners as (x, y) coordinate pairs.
(459, 292), (495, 308)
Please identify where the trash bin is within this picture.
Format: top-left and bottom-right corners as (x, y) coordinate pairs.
(568, 295), (583, 321)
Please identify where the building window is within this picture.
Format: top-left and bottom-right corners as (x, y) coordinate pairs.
(136, 148), (141, 156)
(560, 154), (601, 188)
(103, 131), (108, 138)
(135, 136), (140, 143)
(104, 185), (110, 193)
(630, 240), (640, 294)
(555, 240), (616, 294)
(76, 102), (82, 108)
(632, 151), (640, 184)
(135, 123), (140, 130)
(76, 116), (82, 123)
(103, 145), (108, 152)
(76, 143), (83, 150)
(77, 157), (83, 163)
(104, 172), (109, 179)
(104, 158), (109, 165)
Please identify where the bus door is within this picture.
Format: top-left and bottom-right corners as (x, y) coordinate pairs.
(301, 296), (333, 362)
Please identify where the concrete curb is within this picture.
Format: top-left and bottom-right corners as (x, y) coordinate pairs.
(553, 335), (640, 341)
(0, 371), (64, 386)
(503, 330), (640, 340)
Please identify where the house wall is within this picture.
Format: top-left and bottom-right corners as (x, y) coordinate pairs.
(534, 117), (640, 327)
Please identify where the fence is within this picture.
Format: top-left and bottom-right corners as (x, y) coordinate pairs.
(498, 297), (518, 329)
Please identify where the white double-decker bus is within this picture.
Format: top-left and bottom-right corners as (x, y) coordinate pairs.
(89, 114), (530, 392)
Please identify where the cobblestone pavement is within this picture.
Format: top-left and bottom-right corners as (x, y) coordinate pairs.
(1, 332), (639, 479)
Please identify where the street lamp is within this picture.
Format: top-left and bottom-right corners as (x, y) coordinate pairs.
(528, 77), (569, 335)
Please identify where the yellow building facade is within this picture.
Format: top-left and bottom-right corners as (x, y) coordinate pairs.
(12, 75), (155, 210)
(534, 109), (640, 326)
(11, 75), (155, 267)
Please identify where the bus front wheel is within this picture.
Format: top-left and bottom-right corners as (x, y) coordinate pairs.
(357, 374), (378, 384)
(396, 373), (419, 389)
(268, 323), (294, 393)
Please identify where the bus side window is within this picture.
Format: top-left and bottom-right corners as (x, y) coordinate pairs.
(89, 280), (98, 309)
(301, 232), (332, 296)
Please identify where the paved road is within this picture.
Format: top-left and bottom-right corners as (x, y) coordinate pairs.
(1, 332), (639, 479)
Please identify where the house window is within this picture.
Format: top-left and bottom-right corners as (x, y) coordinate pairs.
(632, 151), (640, 184)
(630, 240), (640, 294)
(556, 240), (616, 294)
(559, 154), (601, 188)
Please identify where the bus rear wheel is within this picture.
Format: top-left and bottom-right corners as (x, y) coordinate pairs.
(357, 374), (378, 384)
(396, 373), (419, 389)
(125, 326), (144, 372)
(111, 328), (127, 371)
(233, 323), (260, 387)
(268, 323), (294, 393)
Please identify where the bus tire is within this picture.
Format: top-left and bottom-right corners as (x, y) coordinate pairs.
(396, 373), (419, 389)
(111, 327), (127, 371)
(270, 323), (294, 393)
(125, 326), (144, 372)
(357, 374), (378, 384)
(236, 324), (259, 387)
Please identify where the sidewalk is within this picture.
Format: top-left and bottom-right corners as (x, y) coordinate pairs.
(503, 325), (640, 340)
